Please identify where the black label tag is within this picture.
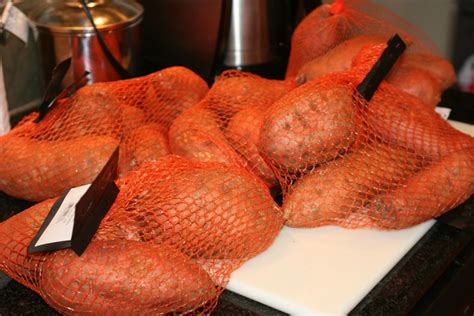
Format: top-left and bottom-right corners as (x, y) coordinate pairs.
(36, 58), (71, 123)
(28, 147), (119, 256)
(36, 58), (89, 123)
(356, 34), (407, 101)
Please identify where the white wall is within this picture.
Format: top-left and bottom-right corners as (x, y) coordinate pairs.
(372, 0), (458, 59)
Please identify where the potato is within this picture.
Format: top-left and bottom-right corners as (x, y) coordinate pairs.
(29, 92), (123, 141)
(296, 35), (386, 85)
(351, 44), (452, 107)
(362, 148), (474, 229)
(286, 4), (353, 77)
(0, 135), (118, 201)
(67, 67), (208, 130)
(98, 156), (283, 259)
(119, 124), (170, 176)
(40, 240), (217, 315)
(225, 106), (278, 187)
(399, 53), (456, 90)
(385, 66), (441, 107)
(147, 66), (209, 128)
(169, 107), (244, 166)
(119, 104), (147, 135)
(283, 143), (421, 228)
(367, 84), (474, 158)
(259, 82), (356, 170)
(0, 199), (55, 290)
(14, 87), (147, 143)
(207, 73), (292, 118)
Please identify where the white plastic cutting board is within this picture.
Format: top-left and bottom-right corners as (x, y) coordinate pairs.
(228, 120), (474, 315)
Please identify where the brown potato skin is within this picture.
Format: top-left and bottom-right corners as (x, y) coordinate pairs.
(169, 107), (244, 166)
(385, 66), (441, 108)
(0, 199), (55, 290)
(286, 4), (352, 78)
(296, 35), (386, 85)
(362, 148), (474, 229)
(145, 66), (209, 128)
(99, 158), (283, 259)
(208, 74), (292, 118)
(399, 53), (456, 90)
(366, 83), (474, 158)
(259, 83), (356, 170)
(283, 143), (421, 228)
(40, 240), (217, 315)
(225, 106), (278, 187)
(0, 136), (118, 201)
(119, 123), (170, 176)
(351, 43), (454, 107)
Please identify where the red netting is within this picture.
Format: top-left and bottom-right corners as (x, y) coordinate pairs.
(0, 199), (54, 291)
(169, 70), (295, 187)
(1, 155), (284, 314)
(0, 2), (472, 313)
(286, 0), (446, 80)
(0, 66), (208, 201)
(258, 71), (474, 229)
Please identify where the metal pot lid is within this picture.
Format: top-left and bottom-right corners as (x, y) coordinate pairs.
(29, 0), (143, 33)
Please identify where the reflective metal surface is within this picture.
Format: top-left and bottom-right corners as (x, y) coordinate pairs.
(28, 0), (142, 86)
(223, 0), (274, 67)
(29, 0), (143, 33)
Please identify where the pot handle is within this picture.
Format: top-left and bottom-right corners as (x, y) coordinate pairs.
(79, 0), (131, 80)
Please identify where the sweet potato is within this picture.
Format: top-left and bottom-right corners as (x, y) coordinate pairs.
(169, 107), (244, 166)
(283, 143), (421, 227)
(0, 199), (55, 290)
(75, 67), (209, 129)
(225, 106), (278, 187)
(385, 66), (441, 107)
(0, 135), (118, 201)
(207, 73), (292, 119)
(352, 43), (452, 107)
(98, 156), (283, 259)
(119, 105), (147, 134)
(362, 148), (474, 229)
(40, 240), (217, 315)
(286, 4), (353, 77)
(295, 35), (386, 85)
(119, 124), (170, 176)
(259, 82), (356, 170)
(27, 92), (123, 141)
(367, 84), (474, 158)
(147, 66), (209, 128)
(399, 53), (456, 90)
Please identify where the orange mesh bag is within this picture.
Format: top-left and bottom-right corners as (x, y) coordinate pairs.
(1, 213), (218, 315)
(0, 199), (54, 291)
(286, 0), (441, 78)
(0, 66), (208, 201)
(98, 155), (283, 260)
(169, 70), (294, 187)
(1, 155), (283, 314)
(258, 71), (474, 229)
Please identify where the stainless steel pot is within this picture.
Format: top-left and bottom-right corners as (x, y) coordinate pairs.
(223, 0), (274, 68)
(29, 0), (143, 86)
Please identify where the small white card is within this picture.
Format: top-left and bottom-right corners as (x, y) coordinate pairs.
(0, 60), (10, 135)
(34, 184), (91, 247)
(435, 106), (452, 120)
(28, 148), (120, 256)
(1, 2), (30, 44)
